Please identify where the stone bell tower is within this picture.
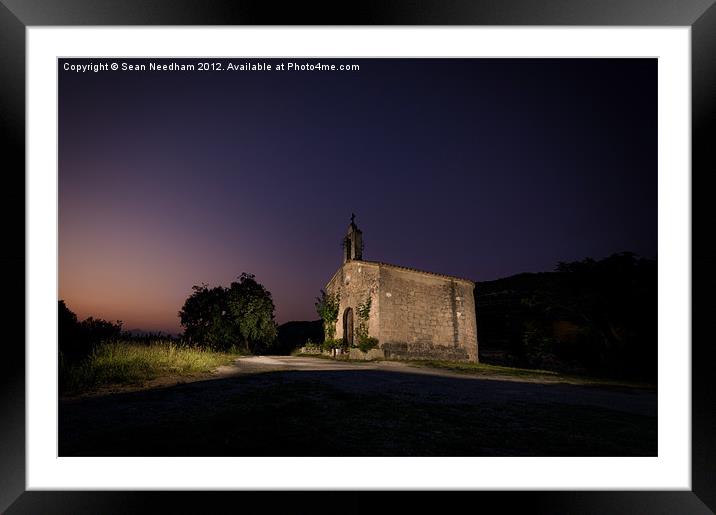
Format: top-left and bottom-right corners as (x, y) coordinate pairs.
(343, 213), (363, 263)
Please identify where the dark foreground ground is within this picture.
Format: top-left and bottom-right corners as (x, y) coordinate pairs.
(59, 356), (657, 456)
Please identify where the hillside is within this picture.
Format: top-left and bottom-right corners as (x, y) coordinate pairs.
(275, 320), (323, 355)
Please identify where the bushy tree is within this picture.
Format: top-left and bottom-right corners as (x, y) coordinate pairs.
(59, 300), (79, 344)
(178, 273), (277, 353)
(528, 252), (656, 378)
(178, 284), (232, 349)
(58, 300), (122, 362)
(226, 273), (278, 353)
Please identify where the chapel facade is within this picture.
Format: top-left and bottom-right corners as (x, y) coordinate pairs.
(324, 216), (478, 362)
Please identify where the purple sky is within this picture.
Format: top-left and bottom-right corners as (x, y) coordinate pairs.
(59, 58), (656, 333)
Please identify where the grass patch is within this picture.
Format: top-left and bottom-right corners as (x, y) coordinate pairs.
(293, 352), (328, 358)
(60, 340), (241, 395)
(406, 360), (655, 389)
(293, 352), (379, 364)
(287, 354), (653, 389)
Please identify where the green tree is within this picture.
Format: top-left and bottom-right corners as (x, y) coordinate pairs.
(58, 300), (122, 362)
(179, 274), (278, 353)
(527, 252), (656, 378)
(59, 300), (79, 352)
(226, 273), (278, 353)
(178, 284), (232, 349)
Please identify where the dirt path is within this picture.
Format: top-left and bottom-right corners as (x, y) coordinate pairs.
(59, 355), (657, 457)
(221, 356), (656, 416)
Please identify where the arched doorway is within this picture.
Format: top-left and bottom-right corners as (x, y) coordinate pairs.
(343, 307), (354, 346)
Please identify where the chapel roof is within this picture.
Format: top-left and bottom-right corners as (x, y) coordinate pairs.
(355, 259), (475, 285)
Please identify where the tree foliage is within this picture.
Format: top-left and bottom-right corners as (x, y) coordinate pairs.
(178, 273), (277, 353)
(315, 289), (340, 340)
(59, 300), (123, 362)
(526, 252), (657, 378)
(177, 284), (232, 349)
(226, 273), (278, 353)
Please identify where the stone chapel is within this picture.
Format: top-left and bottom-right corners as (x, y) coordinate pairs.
(324, 216), (478, 362)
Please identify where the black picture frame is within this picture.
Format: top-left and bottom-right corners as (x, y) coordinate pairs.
(1, 1), (714, 513)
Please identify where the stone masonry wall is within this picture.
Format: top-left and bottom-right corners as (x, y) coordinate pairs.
(325, 261), (380, 344)
(377, 266), (477, 362)
(325, 260), (477, 362)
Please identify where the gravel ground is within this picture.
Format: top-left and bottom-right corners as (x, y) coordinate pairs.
(59, 356), (657, 456)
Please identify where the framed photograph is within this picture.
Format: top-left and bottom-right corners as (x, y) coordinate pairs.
(3, 1), (714, 513)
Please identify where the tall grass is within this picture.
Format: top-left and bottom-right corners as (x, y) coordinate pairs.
(60, 340), (241, 395)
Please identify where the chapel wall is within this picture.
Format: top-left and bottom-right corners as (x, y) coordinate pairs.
(377, 266), (477, 362)
(325, 261), (380, 343)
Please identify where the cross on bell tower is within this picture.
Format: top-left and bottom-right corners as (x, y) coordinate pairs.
(343, 213), (363, 263)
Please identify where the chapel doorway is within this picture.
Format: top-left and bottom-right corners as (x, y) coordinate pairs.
(343, 307), (354, 346)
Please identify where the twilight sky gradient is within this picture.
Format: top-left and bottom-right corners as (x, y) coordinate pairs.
(59, 58), (656, 333)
